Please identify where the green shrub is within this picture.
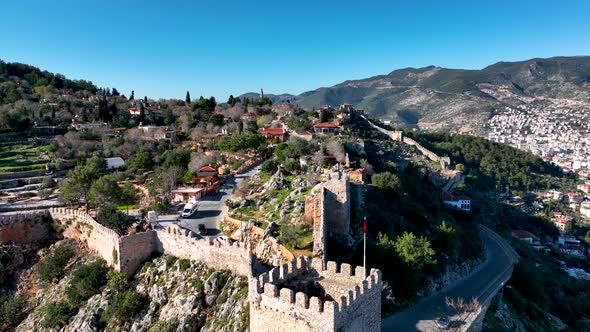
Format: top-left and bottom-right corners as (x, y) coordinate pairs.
(148, 318), (179, 332)
(41, 301), (73, 328)
(107, 270), (128, 293)
(0, 293), (28, 328)
(65, 260), (108, 306)
(166, 256), (177, 267)
(100, 289), (147, 324)
(38, 242), (76, 283)
(261, 159), (279, 173)
(178, 259), (191, 271)
(190, 278), (203, 290)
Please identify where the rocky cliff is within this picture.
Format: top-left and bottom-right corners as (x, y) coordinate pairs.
(8, 241), (249, 332)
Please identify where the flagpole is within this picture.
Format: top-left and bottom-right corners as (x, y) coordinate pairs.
(363, 216), (366, 277)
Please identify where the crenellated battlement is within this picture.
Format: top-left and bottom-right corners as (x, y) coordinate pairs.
(249, 255), (382, 331)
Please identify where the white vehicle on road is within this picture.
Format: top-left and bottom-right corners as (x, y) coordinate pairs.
(181, 202), (198, 218)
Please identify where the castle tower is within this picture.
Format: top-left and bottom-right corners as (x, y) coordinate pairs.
(249, 256), (382, 332)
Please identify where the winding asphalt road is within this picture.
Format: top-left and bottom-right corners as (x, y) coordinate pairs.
(381, 226), (518, 331)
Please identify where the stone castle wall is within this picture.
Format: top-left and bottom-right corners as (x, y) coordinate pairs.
(50, 208), (121, 267)
(249, 256), (382, 332)
(312, 188), (327, 268)
(118, 230), (158, 276)
(361, 115), (450, 170)
(305, 170), (350, 268)
(0, 212), (52, 245)
(323, 172), (350, 235)
(48, 208), (253, 276)
(402, 136), (450, 170)
(155, 224), (253, 277)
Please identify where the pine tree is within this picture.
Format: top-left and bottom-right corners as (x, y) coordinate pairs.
(185, 91), (191, 104)
(130, 90), (134, 100)
(139, 102), (145, 124)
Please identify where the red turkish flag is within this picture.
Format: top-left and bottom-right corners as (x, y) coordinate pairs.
(363, 217), (367, 234)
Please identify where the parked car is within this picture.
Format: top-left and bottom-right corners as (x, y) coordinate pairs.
(435, 316), (449, 329)
(215, 235), (232, 245)
(197, 224), (207, 235)
(181, 201), (198, 218)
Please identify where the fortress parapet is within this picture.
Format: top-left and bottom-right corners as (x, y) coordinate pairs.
(249, 256), (382, 332)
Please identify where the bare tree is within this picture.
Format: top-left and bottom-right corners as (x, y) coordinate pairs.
(444, 296), (480, 325)
(188, 153), (214, 172)
(235, 179), (251, 199)
(326, 139), (346, 163)
(180, 114), (191, 133)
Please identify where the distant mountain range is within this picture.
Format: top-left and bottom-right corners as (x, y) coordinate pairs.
(243, 56), (590, 131)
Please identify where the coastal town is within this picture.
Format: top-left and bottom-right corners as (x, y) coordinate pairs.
(482, 92), (590, 177)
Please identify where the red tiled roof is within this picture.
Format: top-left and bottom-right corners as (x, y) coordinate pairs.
(313, 122), (339, 129)
(241, 112), (257, 118)
(261, 128), (287, 135)
(441, 190), (471, 202)
(512, 230), (539, 240)
(199, 166), (217, 172)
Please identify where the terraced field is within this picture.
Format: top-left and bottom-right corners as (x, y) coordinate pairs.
(0, 141), (52, 175)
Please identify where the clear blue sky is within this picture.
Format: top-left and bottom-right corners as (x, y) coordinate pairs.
(1, 0), (589, 100)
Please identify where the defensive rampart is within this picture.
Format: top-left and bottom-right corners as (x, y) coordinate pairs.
(360, 115), (450, 170)
(249, 256), (382, 332)
(155, 224), (253, 276)
(48, 208), (253, 276)
(0, 212), (53, 245)
(304, 170), (350, 268)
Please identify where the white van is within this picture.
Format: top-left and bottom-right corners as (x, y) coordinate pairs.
(181, 202), (198, 218)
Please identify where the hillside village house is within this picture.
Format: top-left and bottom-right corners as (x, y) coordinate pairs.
(577, 183), (590, 193)
(335, 112), (350, 125)
(567, 192), (584, 203)
(240, 112), (257, 122)
(512, 230), (540, 245)
(138, 125), (176, 143)
(172, 187), (204, 203)
(441, 190), (471, 212)
(313, 122), (341, 135)
(71, 120), (104, 131)
(558, 236), (586, 257)
(580, 201), (590, 218)
(339, 102), (354, 112)
(307, 116), (320, 124)
(105, 157), (125, 170)
(545, 190), (564, 201)
(261, 128), (289, 142)
(198, 166), (218, 177)
(551, 212), (573, 233)
(128, 106), (162, 116)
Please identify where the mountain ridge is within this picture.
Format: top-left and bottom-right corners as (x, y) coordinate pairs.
(277, 56), (590, 131)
